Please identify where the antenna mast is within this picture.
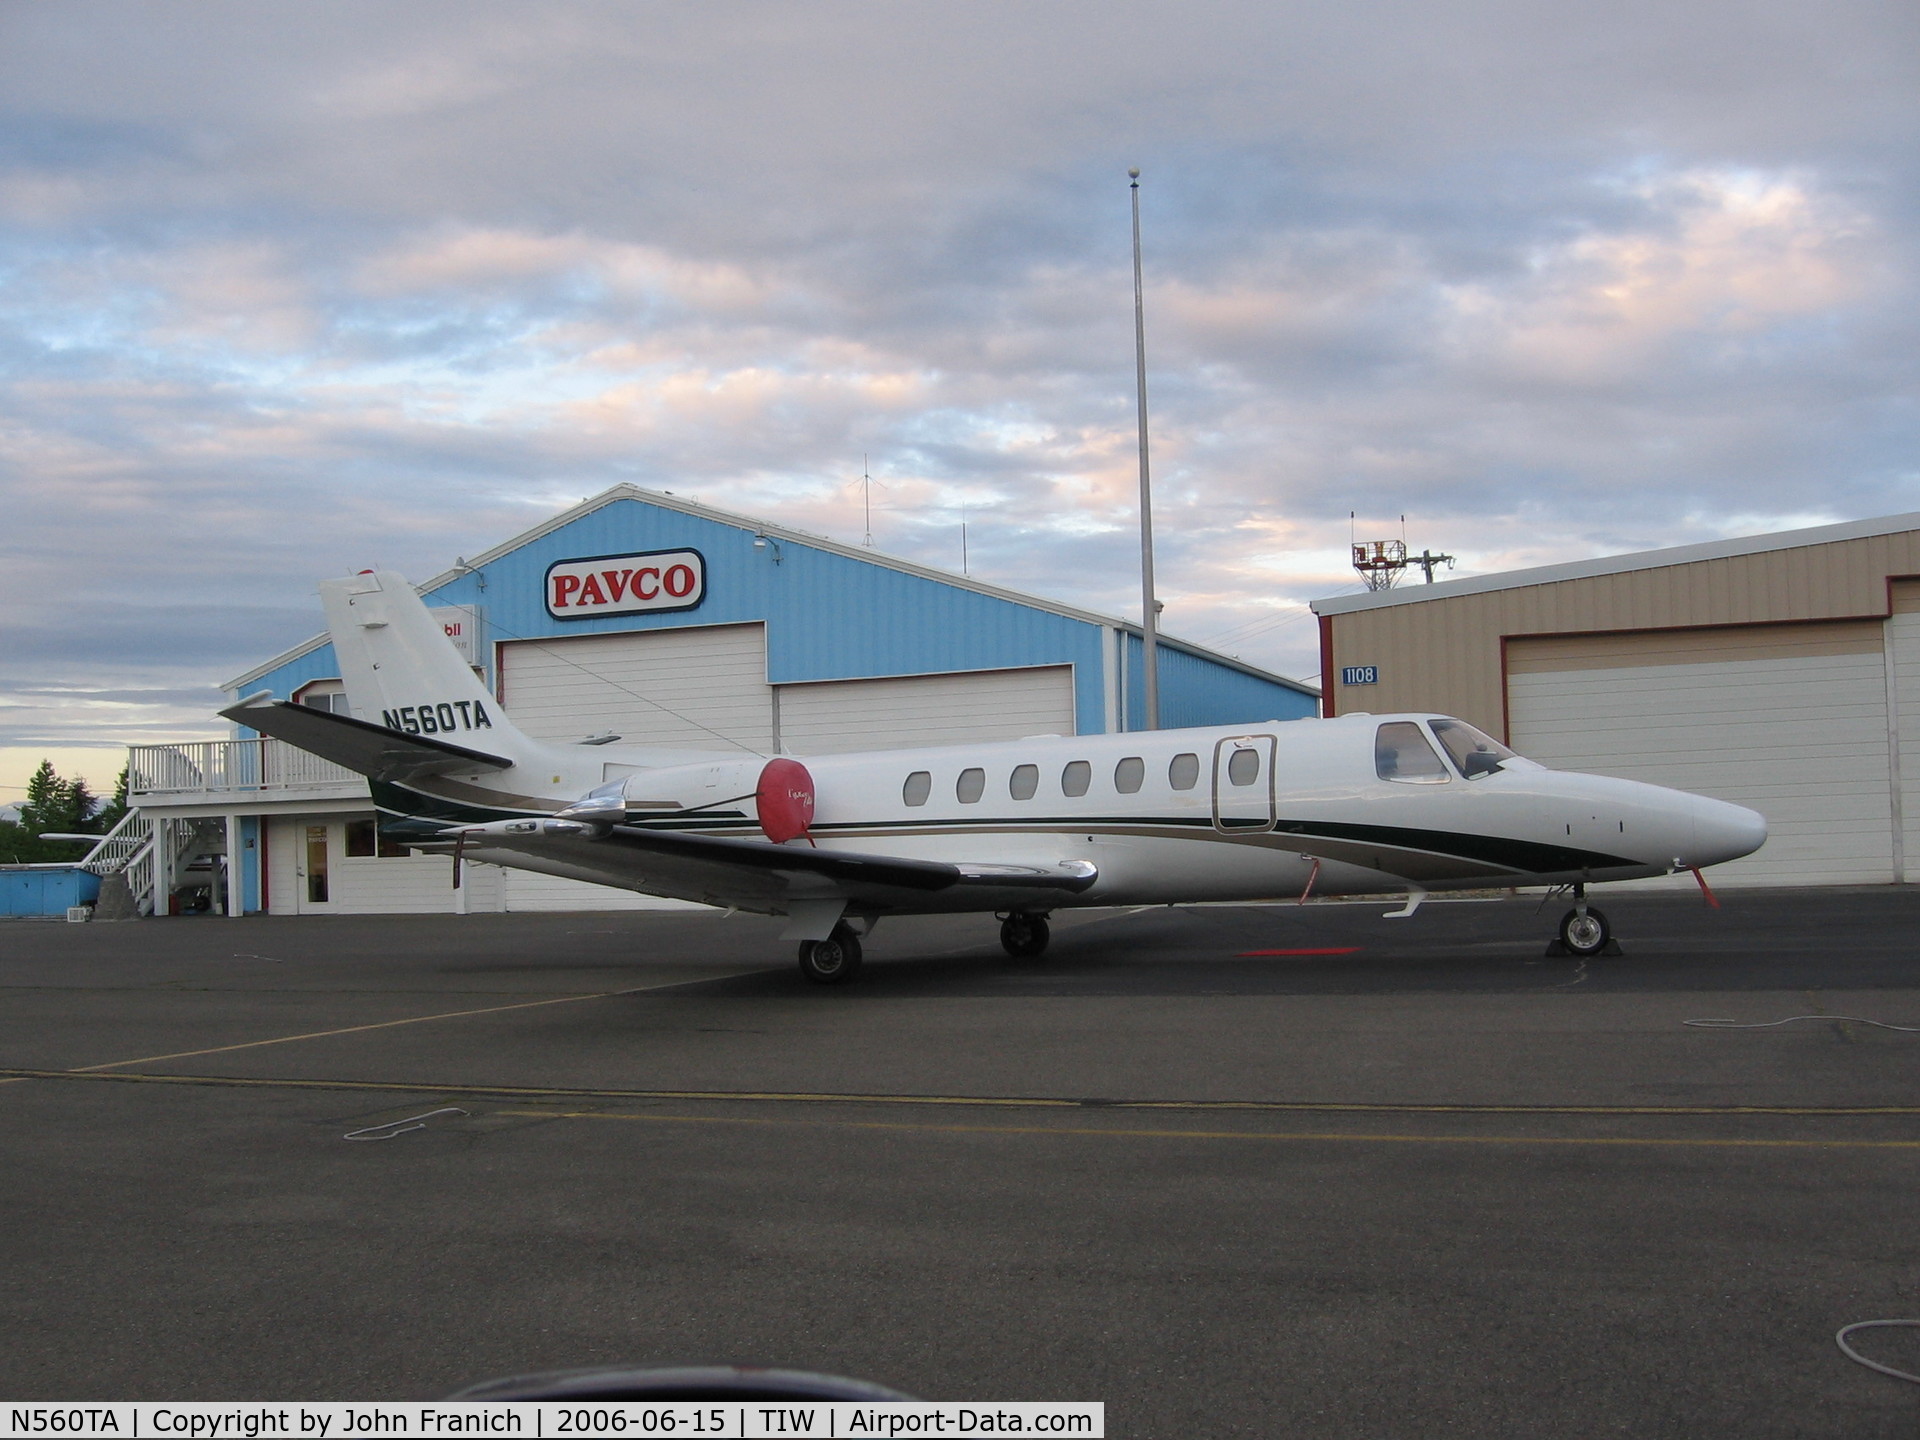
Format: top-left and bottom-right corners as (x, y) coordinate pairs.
(1129, 167), (1160, 730)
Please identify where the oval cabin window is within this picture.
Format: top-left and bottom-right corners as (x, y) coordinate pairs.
(1061, 760), (1092, 797)
(957, 767), (986, 803)
(903, 771), (932, 806)
(1010, 764), (1039, 800)
(1114, 756), (1145, 794)
(1227, 746), (1261, 786)
(1168, 752), (1200, 790)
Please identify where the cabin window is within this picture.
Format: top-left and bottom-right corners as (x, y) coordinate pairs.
(1226, 746), (1261, 786)
(344, 819), (409, 858)
(1375, 721), (1450, 783)
(957, 767), (986, 803)
(1061, 760), (1092, 797)
(1010, 764), (1039, 800)
(1429, 718), (1515, 780)
(903, 771), (932, 806)
(1168, 752), (1200, 790)
(1114, 756), (1145, 794)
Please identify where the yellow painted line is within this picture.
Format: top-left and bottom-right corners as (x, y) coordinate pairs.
(497, 1108), (1920, 1151)
(4, 1067), (1919, 1120)
(67, 972), (772, 1072)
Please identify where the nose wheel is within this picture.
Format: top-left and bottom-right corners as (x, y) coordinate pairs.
(999, 912), (1051, 959)
(1557, 904), (1612, 957)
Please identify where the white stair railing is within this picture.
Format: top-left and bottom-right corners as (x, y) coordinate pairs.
(76, 808), (152, 876)
(76, 811), (215, 916)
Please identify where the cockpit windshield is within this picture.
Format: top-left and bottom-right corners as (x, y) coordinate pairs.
(1429, 718), (1522, 779)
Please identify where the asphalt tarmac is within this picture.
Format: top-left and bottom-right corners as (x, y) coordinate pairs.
(2, 889), (1918, 1436)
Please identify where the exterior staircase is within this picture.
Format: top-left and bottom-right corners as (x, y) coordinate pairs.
(77, 811), (225, 918)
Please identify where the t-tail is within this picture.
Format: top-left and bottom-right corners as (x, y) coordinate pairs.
(317, 569), (547, 770)
(222, 571), (761, 829)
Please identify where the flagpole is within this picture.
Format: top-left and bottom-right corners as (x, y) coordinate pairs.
(1129, 167), (1160, 730)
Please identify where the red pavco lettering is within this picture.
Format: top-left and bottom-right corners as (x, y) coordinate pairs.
(547, 551), (704, 616)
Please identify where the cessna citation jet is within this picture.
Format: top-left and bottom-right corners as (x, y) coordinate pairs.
(224, 571), (1767, 983)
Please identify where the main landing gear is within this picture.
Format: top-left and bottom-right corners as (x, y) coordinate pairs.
(797, 922), (863, 985)
(1554, 885), (1613, 958)
(999, 912), (1050, 959)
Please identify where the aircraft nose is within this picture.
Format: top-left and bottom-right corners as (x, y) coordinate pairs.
(1692, 796), (1767, 867)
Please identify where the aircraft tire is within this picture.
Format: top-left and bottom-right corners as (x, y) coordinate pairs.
(1000, 913), (1050, 959)
(797, 924), (863, 984)
(1559, 906), (1611, 958)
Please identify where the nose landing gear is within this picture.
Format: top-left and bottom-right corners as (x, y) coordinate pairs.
(1551, 885), (1615, 958)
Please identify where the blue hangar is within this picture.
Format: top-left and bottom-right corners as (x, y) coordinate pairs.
(130, 485), (1317, 917)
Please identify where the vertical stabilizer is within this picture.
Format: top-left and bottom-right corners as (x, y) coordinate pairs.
(320, 571), (541, 766)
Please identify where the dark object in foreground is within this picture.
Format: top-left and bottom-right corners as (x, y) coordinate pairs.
(450, 1365), (914, 1402)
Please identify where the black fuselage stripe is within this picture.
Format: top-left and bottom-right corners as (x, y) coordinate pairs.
(374, 781), (1639, 876)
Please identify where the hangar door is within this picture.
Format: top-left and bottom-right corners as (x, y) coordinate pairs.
(1506, 622), (1894, 887)
(498, 623), (774, 752)
(776, 665), (1075, 756)
(495, 624), (770, 911)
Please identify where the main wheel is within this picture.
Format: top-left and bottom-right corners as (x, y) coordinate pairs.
(1000, 913), (1051, 959)
(797, 923), (863, 984)
(1559, 906), (1611, 957)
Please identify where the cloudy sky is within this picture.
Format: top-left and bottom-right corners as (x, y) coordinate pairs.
(2, 1), (1916, 798)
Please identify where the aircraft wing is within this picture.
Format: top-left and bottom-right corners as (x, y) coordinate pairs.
(447, 817), (1099, 916)
(219, 697), (513, 784)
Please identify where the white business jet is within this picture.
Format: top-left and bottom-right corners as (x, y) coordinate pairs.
(224, 571), (1766, 982)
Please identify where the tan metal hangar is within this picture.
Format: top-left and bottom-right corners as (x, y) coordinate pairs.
(1313, 512), (1920, 888)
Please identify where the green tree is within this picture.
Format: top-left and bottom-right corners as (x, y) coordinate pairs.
(4, 760), (108, 863)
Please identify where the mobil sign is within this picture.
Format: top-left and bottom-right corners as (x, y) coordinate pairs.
(545, 549), (705, 619)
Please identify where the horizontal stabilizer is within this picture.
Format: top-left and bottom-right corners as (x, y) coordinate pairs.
(221, 698), (513, 784)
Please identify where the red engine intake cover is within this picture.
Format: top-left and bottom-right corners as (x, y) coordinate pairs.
(755, 757), (816, 844)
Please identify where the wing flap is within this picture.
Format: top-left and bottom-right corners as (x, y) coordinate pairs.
(446, 817), (1099, 913)
(606, 823), (960, 892)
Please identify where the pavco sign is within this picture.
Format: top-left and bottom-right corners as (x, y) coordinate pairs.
(545, 549), (706, 619)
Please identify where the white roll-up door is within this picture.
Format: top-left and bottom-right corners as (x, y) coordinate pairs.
(1884, 583), (1920, 881)
(776, 665), (1075, 756)
(497, 623), (773, 751)
(1507, 622), (1893, 886)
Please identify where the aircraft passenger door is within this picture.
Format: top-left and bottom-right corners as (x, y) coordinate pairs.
(1212, 735), (1278, 834)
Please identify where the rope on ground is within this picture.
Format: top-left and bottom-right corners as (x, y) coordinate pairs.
(1837, 1320), (1920, 1385)
(1682, 1015), (1920, 1032)
(343, 1106), (468, 1141)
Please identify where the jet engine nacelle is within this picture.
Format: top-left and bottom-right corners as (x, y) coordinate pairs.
(615, 756), (814, 844)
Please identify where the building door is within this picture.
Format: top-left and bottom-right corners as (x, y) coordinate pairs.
(497, 623), (774, 750)
(1212, 735), (1277, 833)
(776, 665), (1076, 755)
(1506, 622), (1893, 887)
(296, 822), (338, 913)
